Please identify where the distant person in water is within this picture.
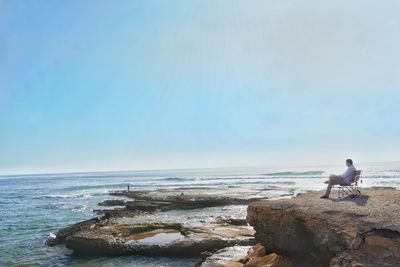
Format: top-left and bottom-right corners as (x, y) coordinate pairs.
(321, 159), (356, 199)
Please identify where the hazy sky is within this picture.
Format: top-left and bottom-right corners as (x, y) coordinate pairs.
(1, 0), (400, 174)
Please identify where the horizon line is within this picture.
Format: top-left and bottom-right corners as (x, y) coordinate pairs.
(1, 160), (399, 178)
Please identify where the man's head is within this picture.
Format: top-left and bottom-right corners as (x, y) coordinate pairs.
(346, 159), (353, 167)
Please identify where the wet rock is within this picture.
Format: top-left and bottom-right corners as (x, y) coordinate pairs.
(125, 200), (176, 212)
(45, 233), (58, 246)
(65, 222), (256, 257)
(102, 208), (147, 219)
(98, 199), (126, 206)
(50, 186), (267, 256)
(46, 218), (99, 246)
(98, 199), (178, 212)
(93, 209), (104, 215)
(216, 216), (248, 226)
(247, 188), (400, 267)
(95, 199), (175, 217)
(98, 192), (256, 216)
(110, 188), (267, 209)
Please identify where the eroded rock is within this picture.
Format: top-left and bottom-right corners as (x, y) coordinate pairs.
(65, 222), (256, 257)
(98, 199), (127, 206)
(215, 216), (248, 226)
(48, 186), (275, 257)
(240, 244), (293, 267)
(247, 188), (400, 267)
(96, 187), (269, 218)
(46, 218), (99, 246)
(110, 187), (270, 209)
(199, 244), (293, 267)
(199, 245), (252, 267)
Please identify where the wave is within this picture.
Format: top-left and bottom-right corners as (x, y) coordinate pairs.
(145, 180), (297, 187)
(197, 175), (324, 181)
(41, 204), (66, 209)
(41, 194), (88, 199)
(72, 205), (88, 212)
(163, 177), (193, 181)
(358, 175), (400, 179)
(262, 171), (325, 176)
(63, 183), (130, 191)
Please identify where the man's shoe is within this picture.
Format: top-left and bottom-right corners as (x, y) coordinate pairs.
(320, 195), (328, 199)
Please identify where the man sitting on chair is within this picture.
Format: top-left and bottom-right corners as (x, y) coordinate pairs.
(321, 159), (357, 199)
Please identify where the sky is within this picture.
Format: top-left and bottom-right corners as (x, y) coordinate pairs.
(1, 0), (400, 174)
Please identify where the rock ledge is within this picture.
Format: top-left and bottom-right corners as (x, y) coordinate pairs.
(247, 188), (400, 267)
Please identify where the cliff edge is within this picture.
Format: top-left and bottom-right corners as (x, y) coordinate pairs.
(247, 188), (400, 267)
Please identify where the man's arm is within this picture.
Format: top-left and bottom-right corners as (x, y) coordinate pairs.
(341, 167), (352, 178)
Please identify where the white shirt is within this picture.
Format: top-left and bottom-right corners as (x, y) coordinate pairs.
(341, 165), (357, 184)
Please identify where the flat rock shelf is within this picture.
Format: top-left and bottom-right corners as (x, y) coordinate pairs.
(47, 187), (261, 258)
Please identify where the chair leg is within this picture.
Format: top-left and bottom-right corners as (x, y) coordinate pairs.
(356, 185), (361, 197)
(350, 186), (360, 198)
(342, 187), (353, 198)
(336, 185), (361, 199)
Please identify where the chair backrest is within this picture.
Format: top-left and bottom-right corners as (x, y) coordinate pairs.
(352, 170), (362, 184)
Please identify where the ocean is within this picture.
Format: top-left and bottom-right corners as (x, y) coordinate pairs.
(1, 162), (399, 266)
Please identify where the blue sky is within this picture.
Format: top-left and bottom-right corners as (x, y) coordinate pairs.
(1, 0), (400, 174)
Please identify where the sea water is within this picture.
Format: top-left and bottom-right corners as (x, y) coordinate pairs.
(0, 162), (399, 266)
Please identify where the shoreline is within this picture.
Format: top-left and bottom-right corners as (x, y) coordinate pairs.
(47, 186), (400, 266)
(4, 164), (399, 266)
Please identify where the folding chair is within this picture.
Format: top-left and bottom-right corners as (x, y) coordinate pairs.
(337, 170), (362, 198)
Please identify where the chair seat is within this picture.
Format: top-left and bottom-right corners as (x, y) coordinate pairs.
(336, 170), (362, 198)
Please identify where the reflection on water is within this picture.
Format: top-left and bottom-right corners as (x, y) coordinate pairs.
(127, 229), (184, 245)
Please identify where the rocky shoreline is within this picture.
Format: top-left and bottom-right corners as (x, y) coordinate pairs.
(47, 187), (400, 267)
(47, 186), (270, 258)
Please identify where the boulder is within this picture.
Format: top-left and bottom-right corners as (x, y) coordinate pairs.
(240, 244), (293, 267)
(199, 246), (252, 267)
(199, 244), (293, 267)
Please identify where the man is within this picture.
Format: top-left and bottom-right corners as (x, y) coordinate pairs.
(321, 159), (356, 199)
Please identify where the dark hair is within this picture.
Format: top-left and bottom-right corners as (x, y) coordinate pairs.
(346, 159), (353, 165)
